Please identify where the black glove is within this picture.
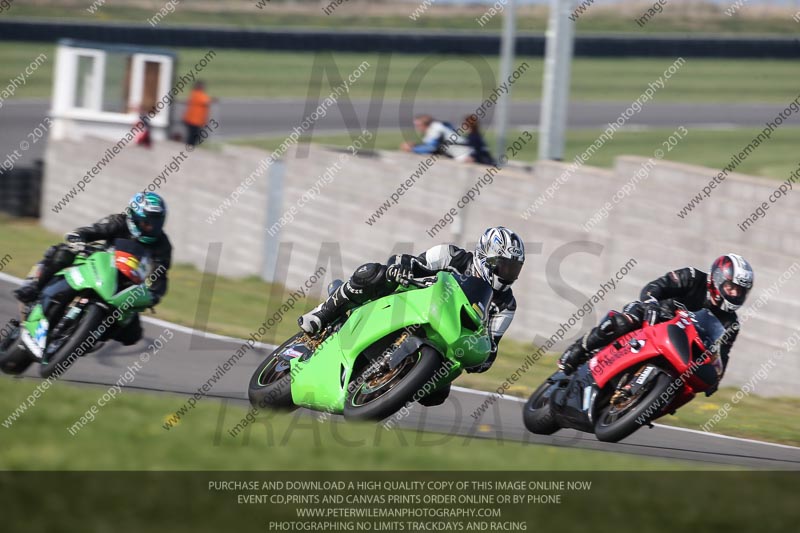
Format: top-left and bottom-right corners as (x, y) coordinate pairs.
(64, 232), (84, 244)
(642, 298), (670, 325)
(386, 256), (417, 286)
(64, 232), (86, 252)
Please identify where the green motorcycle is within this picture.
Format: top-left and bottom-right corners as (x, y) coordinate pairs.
(0, 239), (154, 378)
(248, 271), (493, 420)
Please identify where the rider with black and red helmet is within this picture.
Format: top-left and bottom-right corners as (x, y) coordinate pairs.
(558, 254), (754, 393)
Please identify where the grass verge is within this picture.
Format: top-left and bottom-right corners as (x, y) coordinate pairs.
(0, 376), (695, 470)
(4, 2), (800, 35)
(1, 41), (800, 103)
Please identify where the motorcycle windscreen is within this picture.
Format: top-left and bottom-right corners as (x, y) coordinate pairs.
(689, 309), (727, 386)
(692, 309), (726, 354)
(452, 274), (493, 320)
(113, 238), (148, 285)
(667, 324), (692, 365)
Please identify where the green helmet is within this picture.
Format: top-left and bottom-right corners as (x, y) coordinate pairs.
(126, 192), (167, 244)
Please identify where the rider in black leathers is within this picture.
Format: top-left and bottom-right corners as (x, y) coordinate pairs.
(558, 254), (754, 394)
(298, 227), (526, 384)
(13, 193), (171, 345)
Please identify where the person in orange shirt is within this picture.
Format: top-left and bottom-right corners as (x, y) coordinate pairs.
(183, 81), (211, 146)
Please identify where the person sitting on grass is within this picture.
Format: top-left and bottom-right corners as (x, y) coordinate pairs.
(400, 114), (472, 162)
(461, 114), (496, 166)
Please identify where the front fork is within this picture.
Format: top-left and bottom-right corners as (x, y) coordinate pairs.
(583, 363), (659, 423)
(611, 365), (655, 400)
(605, 364), (667, 423)
(48, 297), (90, 339)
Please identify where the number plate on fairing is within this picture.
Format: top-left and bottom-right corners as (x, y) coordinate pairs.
(635, 366), (655, 385)
(20, 328), (44, 359)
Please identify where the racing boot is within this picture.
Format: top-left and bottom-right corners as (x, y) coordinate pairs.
(298, 283), (355, 336)
(557, 325), (610, 375)
(558, 307), (641, 375)
(13, 264), (44, 304)
(557, 342), (589, 375)
(13, 284), (39, 304)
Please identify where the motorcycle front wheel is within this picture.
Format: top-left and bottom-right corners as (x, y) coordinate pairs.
(248, 333), (304, 410)
(343, 346), (441, 421)
(594, 370), (674, 443)
(40, 304), (105, 379)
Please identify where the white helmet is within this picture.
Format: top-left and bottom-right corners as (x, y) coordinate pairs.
(473, 227), (525, 291)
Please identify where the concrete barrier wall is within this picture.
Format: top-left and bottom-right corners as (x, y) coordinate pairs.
(42, 138), (800, 395)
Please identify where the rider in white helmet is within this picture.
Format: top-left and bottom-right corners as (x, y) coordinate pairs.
(299, 227), (526, 380)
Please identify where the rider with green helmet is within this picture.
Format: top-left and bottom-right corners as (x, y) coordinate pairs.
(13, 192), (172, 345)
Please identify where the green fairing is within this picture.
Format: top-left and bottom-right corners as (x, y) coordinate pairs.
(23, 306), (45, 338)
(289, 272), (492, 413)
(24, 249), (154, 347)
(61, 252), (153, 310)
(62, 252), (118, 300)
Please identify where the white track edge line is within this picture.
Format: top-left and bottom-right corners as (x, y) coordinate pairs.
(651, 423), (800, 451)
(0, 272), (276, 350)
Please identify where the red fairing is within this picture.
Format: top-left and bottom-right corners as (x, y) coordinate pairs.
(589, 311), (717, 395)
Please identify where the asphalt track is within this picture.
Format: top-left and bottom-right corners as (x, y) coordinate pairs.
(4, 99), (799, 167)
(1, 275), (798, 469)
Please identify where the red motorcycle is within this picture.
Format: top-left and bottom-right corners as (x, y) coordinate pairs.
(523, 308), (726, 442)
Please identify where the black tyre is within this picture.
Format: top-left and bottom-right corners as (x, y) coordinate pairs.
(594, 370), (674, 443)
(343, 346), (441, 421)
(248, 333), (303, 409)
(417, 383), (451, 407)
(0, 324), (33, 375)
(522, 380), (560, 435)
(40, 304), (105, 379)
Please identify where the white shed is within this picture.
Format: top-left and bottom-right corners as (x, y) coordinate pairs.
(50, 39), (176, 142)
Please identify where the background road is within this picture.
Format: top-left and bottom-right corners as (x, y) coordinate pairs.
(4, 99), (798, 167)
(1, 276), (798, 469)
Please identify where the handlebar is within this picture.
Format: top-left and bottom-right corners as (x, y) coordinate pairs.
(69, 242), (107, 256)
(644, 300), (680, 326)
(405, 276), (437, 288)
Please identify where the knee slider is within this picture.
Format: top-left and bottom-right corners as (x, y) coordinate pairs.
(349, 263), (385, 289)
(622, 300), (645, 317)
(614, 312), (638, 331)
(51, 245), (76, 269)
(345, 263), (388, 304)
(597, 311), (618, 337)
